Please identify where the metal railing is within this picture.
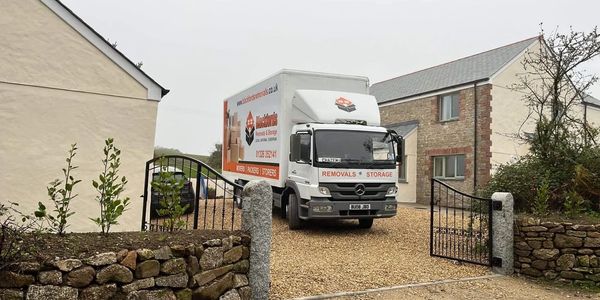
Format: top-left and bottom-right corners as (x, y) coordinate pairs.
(141, 155), (243, 231)
(430, 178), (493, 266)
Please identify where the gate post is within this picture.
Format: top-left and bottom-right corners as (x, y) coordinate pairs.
(491, 192), (514, 275)
(241, 180), (272, 300)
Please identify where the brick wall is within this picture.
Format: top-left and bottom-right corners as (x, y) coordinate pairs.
(379, 84), (492, 204)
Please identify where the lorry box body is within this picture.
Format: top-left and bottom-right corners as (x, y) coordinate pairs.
(222, 69), (402, 229)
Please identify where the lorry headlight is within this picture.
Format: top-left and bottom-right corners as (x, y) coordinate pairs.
(318, 186), (331, 196)
(312, 205), (333, 213)
(386, 186), (398, 196)
(385, 204), (397, 211)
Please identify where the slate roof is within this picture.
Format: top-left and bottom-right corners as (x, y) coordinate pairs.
(385, 120), (418, 137)
(371, 36), (540, 104)
(584, 94), (600, 108)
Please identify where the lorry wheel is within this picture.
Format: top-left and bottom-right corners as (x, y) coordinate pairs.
(287, 194), (302, 230)
(358, 218), (374, 229)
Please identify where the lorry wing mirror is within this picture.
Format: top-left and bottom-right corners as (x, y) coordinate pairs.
(396, 136), (404, 165)
(290, 134), (300, 162)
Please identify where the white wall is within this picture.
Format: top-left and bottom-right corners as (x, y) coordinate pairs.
(0, 0), (158, 232)
(396, 129), (417, 203)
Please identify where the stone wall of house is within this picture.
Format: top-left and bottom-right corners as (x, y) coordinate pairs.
(0, 235), (251, 300)
(379, 84), (492, 204)
(515, 218), (600, 284)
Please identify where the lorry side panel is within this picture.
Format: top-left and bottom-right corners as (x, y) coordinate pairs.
(222, 74), (284, 187)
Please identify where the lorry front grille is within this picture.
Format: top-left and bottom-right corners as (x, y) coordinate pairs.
(320, 183), (395, 201)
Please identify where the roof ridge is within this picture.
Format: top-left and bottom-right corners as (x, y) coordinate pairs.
(373, 35), (540, 87)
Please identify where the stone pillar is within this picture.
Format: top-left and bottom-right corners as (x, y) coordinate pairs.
(492, 192), (514, 275)
(241, 180), (272, 300)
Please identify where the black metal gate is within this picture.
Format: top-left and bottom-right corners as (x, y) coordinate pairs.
(141, 155), (243, 231)
(430, 178), (500, 266)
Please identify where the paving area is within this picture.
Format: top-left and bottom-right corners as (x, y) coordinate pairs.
(338, 276), (600, 299)
(269, 205), (490, 299)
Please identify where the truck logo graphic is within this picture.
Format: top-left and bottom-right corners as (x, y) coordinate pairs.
(245, 111), (255, 145)
(335, 97), (356, 112)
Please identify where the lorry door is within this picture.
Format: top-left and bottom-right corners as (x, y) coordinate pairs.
(289, 131), (313, 199)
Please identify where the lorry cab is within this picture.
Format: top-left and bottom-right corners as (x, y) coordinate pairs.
(284, 123), (401, 229)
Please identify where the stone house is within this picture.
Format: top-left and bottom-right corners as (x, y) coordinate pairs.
(0, 0), (168, 231)
(371, 36), (600, 204)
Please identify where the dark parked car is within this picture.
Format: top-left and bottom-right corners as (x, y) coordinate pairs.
(150, 168), (195, 217)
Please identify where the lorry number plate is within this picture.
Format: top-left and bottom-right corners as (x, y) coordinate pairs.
(349, 204), (370, 210)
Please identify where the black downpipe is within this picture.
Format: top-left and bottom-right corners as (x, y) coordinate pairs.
(473, 83), (478, 192)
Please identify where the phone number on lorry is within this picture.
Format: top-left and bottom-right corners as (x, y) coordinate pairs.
(256, 150), (277, 159)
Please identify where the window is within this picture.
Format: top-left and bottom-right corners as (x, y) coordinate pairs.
(439, 93), (459, 121)
(298, 133), (311, 163)
(433, 155), (465, 179)
(398, 155), (408, 182)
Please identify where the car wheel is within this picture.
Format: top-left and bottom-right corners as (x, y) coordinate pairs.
(358, 218), (374, 229)
(288, 194), (302, 230)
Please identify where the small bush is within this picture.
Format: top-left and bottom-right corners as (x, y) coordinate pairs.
(152, 158), (189, 232)
(533, 179), (550, 216)
(564, 190), (586, 218)
(0, 202), (40, 270)
(91, 138), (130, 233)
(35, 144), (80, 235)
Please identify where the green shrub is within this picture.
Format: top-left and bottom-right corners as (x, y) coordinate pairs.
(90, 138), (130, 233)
(564, 190), (586, 218)
(151, 158), (189, 232)
(35, 144), (80, 235)
(533, 179), (550, 216)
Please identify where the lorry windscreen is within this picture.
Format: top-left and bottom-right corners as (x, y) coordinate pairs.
(313, 130), (396, 169)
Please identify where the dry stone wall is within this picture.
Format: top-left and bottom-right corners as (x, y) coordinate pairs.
(0, 235), (251, 300)
(515, 218), (600, 284)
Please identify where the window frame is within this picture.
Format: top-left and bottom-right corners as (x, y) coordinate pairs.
(439, 93), (460, 122)
(297, 132), (312, 164)
(432, 154), (465, 180)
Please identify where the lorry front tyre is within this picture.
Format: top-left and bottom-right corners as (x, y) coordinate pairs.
(287, 194), (302, 230)
(358, 218), (374, 229)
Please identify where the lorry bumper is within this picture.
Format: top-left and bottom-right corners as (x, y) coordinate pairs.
(299, 198), (397, 220)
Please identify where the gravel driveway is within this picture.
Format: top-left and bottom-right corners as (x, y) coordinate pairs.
(338, 276), (600, 299)
(270, 205), (490, 299)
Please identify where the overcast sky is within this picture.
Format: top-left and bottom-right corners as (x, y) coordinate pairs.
(63, 0), (600, 155)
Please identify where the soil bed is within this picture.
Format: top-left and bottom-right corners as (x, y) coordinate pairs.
(24, 229), (247, 261)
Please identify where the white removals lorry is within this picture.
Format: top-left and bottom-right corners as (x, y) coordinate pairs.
(222, 69), (403, 229)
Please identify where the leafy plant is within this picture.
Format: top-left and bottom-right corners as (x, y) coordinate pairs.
(564, 190), (586, 218)
(1, 202), (41, 270)
(151, 158), (189, 232)
(533, 178), (550, 216)
(90, 138), (131, 233)
(35, 144), (80, 235)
